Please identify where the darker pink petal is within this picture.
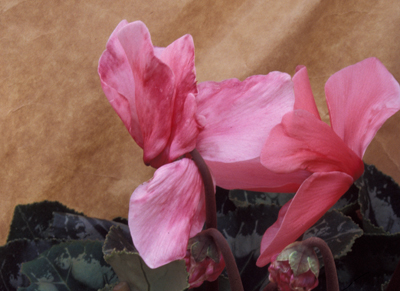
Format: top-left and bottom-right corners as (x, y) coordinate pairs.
(155, 34), (200, 162)
(117, 22), (175, 165)
(261, 110), (364, 179)
(256, 172), (354, 267)
(99, 21), (200, 168)
(326, 57), (400, 158)
(128, 158), (205, 268)
(293, 66), (321, 120)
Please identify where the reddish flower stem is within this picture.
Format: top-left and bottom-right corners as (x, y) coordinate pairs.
(202, 228), (244, 291)
(190, 149), (217, 229)
(302, 237), (339, 291)
(190, 149), (219, 291)
(386, 257), (400, 291)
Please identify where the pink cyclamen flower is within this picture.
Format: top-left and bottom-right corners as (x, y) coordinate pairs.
(257, 58), (400, 266)
(98, 20), (205, 269)
(98, 20), (310, 270)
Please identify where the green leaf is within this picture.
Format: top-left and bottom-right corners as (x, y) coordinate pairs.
(314, 234), (400, 291)
(218, 204), (279, 291)
(303, 210), (363, 260)
(358, 164), (400, 234)
(51, 212), (130, 241)
(331, 183), (360, 214)
(18, 240), (117, 291)
(7, 201), (82, 242)
(103, 226), (189, 291)
(228, 189), (294, 208)
(0, 239), (60, 290)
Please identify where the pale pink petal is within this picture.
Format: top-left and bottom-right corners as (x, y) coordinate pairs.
(196, 72), (295, 162)
(293, 66), (321, 120)
(256, 172), (354, 267)
(326, 57), (400, 158)
(128, 158), (205, 268)
(205, 158), (310, 193)
(98, 20), (143, 147)
(117, 21), (175, 166)
(261, 110), (364, 179)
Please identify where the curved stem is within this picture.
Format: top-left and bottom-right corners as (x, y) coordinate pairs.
(386, 257), (400, 291)
(202, 228), (244, 291)
(190, 149), (217, 229)
(302, 237), (339, 291)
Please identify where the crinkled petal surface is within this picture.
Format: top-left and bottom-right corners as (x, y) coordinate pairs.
(196, 72), (295, 162)
(256, 172), (354, 266)
(326, 57), (400, 158)
(293, 66), (321, 120)
(205, 157), (310, 192)
(128, 158), (205, 268)
(261, 110), (364, 178)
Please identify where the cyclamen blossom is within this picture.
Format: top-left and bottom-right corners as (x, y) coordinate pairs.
(98, 20), (205, 269)
(98, 20), (306, 270)
(98, 21), (300, 268)
(257, 58), (400, 266)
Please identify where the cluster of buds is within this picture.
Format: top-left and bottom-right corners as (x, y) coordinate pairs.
(184, 233), (226, 288)
(268, 242), (319, 291)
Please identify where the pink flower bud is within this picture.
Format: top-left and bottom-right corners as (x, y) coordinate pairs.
(268, 241), (319, 291)
(184, 234), (226, 288)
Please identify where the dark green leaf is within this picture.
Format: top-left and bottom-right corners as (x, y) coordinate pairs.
(7, 201), (82, 242)
(359, 164), (400, 234)
(314, 234), (400, 291)
(303, 210), (363, 260)
(331, 183), (360, 214)
(228, 190), (294, 208)
(218, 204), (280, 291)
(216, 187), (236, 217)
(18, 240), (117, 291)
(51, 212), (130, 241)
(103, 226), (189, 291)
(0, 239), (60, 290)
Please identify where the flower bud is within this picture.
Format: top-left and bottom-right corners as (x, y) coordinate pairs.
(184, 233), (225, 288)
(268, 241), (319, 291)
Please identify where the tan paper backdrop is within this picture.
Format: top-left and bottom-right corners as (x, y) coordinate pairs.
(1, 0), (400, 244)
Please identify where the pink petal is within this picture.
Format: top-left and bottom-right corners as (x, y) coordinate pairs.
(326, 57), (400, 158)
(293, 66), (321, 120)
(117, 21), (175, 166)
(196, 72), (295, 163)
(128, 158), (205, 268)
(98, 20), (143, 147)
(205, 157), (310, 192)
(261, 110), (364, 179)
(256, 171), (354, 267)
(155, 35), (200, 162)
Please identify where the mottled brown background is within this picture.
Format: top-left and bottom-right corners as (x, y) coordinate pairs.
(1, 0), (400, 244)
